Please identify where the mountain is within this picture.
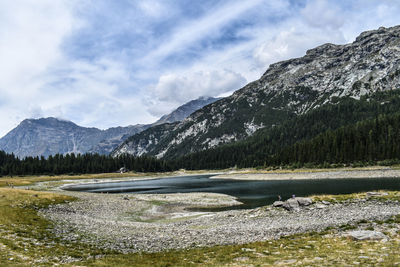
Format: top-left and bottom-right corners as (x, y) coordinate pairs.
(112, 25), (400, 159)
(0, 117), (147, 158)
(111, 96), (220, 157)
(112, 122), (180, 157)
(89, 96), (219, 154)
(173, 89), (400, 169)
(153, 96), (220, 125)
(86, 125), (150, 155)
(0, 96), (220, 158)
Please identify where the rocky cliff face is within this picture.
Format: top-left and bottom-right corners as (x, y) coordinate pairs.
(113, 25), (400, 159)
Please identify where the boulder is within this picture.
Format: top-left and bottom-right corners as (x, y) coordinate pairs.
(296, 197), (313, 206)
(282, 198), (300, 211)
(315, 203), (327, 209)
(347, 230), (388, 241)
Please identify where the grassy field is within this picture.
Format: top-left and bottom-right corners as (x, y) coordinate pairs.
(1, 171), (400, 266)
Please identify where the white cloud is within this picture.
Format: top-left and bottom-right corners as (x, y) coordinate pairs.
(140, 0), (265, 67)
(136, 0), (169, 18)
(146, 69), (247, 116)
(0, 0), (78, 136)
(301, 0), (345, 30)
(252, 25), (346, 68)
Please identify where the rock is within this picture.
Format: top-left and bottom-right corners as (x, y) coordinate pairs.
(241, 248), (256, 252)
(347, 230), (388, 241)
(358, 256), (369, 259)
(234, 257), (249, 262)
(322, 201), (331, 205)
(279, 197), (312, 210)
(275, 259), (297, 265)
(282, 198), (300, 211)
(273, 201), (284, 207)
(316, 204), (327, 209)
(366, 192), (388, 197)
(296, 197), (313, 206)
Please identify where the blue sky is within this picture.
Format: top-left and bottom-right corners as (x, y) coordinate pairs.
(1, 0), (400, 137)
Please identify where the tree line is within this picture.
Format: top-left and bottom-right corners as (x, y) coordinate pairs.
(273, 113), (400, 166)
(0, 152), (173, 176)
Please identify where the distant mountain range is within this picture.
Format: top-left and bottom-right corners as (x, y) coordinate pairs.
(0, 96), (219, 158)
(112, 25), (400, 160)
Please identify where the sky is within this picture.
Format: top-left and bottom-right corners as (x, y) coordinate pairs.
(1, 0), (400, 137)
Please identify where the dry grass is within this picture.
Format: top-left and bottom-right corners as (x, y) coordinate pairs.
(311, 191), (400, 203)
(230, 165), (393, 175)
(88, 228), (400, 266)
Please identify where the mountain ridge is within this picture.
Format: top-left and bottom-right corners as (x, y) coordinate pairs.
(113, 25), (400, 159)
(0, 97), (220, 158)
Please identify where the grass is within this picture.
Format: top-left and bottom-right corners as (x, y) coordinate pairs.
(229, 165), (397, 175)
(0, 188), (118, 266)
(86, 229), (400, 266)
(311, 190), (400, 203)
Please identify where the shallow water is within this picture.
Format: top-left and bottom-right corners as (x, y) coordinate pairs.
(63, 175), (400, 209)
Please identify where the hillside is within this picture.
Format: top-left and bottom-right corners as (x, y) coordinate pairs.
(113, 25), (400, 159)
(172, 89), (400, 169)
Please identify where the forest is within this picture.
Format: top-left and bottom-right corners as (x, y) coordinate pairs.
(0, 152), (172, 176)
(172, 89), (400, 169)
(2, 89), (400, 176)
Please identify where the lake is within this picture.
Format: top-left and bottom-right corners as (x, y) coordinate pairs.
(62, 175), (400, 209)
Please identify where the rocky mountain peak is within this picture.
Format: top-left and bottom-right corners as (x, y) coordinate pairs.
(153, 96), (220, 125)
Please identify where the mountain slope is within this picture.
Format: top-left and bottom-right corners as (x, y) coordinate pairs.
(172, 89), (400, 169)
(0, 96), (220, 158)
(89, 96), (219, 154)
(0, 118), (146, 158)
(153, 96), (220, 125)
(111, 97), (220, 157)
(113, 25), (400, 159)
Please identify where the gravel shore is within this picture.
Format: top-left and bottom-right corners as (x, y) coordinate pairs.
(41, 189), (400, 253)
(212, 167), (400, 180)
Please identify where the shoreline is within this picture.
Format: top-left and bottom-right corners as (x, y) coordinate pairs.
(212, 167), (400, 180)
(42, 189), (400, 253)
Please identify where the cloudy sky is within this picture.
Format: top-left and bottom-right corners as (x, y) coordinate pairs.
(1, 0), (400, 137)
